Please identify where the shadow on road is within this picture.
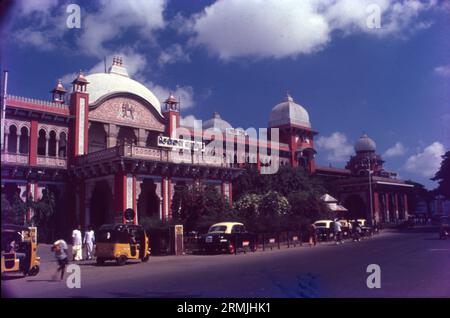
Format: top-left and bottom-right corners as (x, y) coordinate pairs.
(397, 226), (439, 234)
(1, 275), (25, 281)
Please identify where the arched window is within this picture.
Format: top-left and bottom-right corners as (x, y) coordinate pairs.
(59, 132), (67, 157)
(48, 131), (57, 157)
(19, 126), (29, 154)
(37, 129), (46, 156)
(7, 125), (18, 153)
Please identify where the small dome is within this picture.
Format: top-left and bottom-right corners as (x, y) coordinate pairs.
(269, 94), (311, 128)
(354, 134), (376, 153)
(202, 112), (232, 131)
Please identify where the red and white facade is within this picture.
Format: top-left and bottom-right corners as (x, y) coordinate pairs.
(1, 56), (410, 232)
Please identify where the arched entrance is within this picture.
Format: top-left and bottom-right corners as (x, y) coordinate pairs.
(117, 126), (137, 146)
(343, 195), (367, 220)
(137, 179), (160, 222)
(90, 180), (114, 230)
(88, 122), (107, 153)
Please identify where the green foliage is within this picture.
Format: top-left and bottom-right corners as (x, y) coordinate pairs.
(258, 191), (290, 232)
(140, 215), (174, 231)
(170, 184), (229, 233)
(405, 180), (433, 215)
(234, 193), (262, 218)
(432, 151), (450, 199)
(1, 189), (30, 226)
(32, 189), (57, 242)
(232, 165), (330, 232)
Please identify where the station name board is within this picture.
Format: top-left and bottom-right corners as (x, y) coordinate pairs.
(158, 136), (205, 152)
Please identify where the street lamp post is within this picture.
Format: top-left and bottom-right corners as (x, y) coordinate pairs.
(365, 157), (374, 226)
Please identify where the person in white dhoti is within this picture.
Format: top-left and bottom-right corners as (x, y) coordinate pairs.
(72, 225), (83, 261)
(83, 226), (95, 260)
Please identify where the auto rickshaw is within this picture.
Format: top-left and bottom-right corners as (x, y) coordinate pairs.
(95, 224), (150, 266)
(1, 224), (40, 277)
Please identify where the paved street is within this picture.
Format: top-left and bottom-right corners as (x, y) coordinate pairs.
(2, 227), (449, 298)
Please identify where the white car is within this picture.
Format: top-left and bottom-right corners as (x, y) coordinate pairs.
(314, 220), (335, 241)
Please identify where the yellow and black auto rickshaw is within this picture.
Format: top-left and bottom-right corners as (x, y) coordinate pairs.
(95, 224), (150, 266)
(1, 224), (40, 277)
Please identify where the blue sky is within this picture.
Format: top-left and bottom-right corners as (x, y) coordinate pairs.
(1, 0), (449, 189)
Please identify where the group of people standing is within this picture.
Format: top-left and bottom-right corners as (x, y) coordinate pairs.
(307, 219), (366, 247)
(51, 225), (96, 281)
(71, 225), (96, 261)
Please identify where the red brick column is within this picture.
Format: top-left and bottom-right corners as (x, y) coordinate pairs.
(385, 193), (390, 222)
(29, 120), (38, 166)
(114, 171), (126, 223)
(403, 193), (409, 219)
(167, 176), (172, 221)
(228, 181), (233, 206)
(132, 175), (137, 224)
(373, 192), (380, 223)
(394, 193), (399, 222)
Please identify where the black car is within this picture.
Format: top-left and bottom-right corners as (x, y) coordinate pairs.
(198, 222), (256, 254)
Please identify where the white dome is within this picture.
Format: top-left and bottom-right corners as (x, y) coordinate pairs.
(203, 112), (232, 131)
(355, 134), (376, 152)
(269, 94), (311, 128)
(85, 72), (162, 116)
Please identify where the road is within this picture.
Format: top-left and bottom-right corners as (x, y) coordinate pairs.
(2, 227), (449, 298)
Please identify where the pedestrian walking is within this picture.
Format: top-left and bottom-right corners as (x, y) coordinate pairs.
(308, 223), (317, 247)
(334, 220), (342, 244)
(83, 226), (95, 260)
(352, 220), (361, 241)
(51, 239), (69, 281)
(72, 225), (83, 261)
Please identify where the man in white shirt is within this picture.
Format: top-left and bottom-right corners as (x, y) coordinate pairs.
(72, 225), (83, 261)
(334, 220), (342, 245)
(83, 226), (95, 260)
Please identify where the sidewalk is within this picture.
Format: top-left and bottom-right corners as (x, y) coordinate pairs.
(36, 230), (390, 264)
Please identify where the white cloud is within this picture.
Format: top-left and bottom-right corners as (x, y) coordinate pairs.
(9, 0), (168, 57)
(158, 44), (190, 66)
(148, 83), (195, 109)
(191, 0), (330, 60)
(180, 115), (202, 128)
(316, 132), (354, 162)
(434, 64), (450, 77)
(15, 0), (59, 15)
(404, 141), (446, 178)
(60, 50), (148, 86)
(190, 0), (438, 60)
(78, 0), (167, 57)
(383, 142), (407, 157)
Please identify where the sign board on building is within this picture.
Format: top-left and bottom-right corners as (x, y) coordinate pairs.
(157, 135), (205, 152)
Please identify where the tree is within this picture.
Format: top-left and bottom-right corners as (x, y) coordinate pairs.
(431, 151), (450, 199)
(288, 191), (330, 231)
(234, 193), (262, 219)
(1, 188), (30, 225)
(170, 184), (228, 232)
(405, 180), (433, 216)
(32, 188), (57, 242)
(258, 191), (290, 232)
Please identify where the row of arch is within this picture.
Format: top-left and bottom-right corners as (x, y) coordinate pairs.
(5, 125), (67, 157)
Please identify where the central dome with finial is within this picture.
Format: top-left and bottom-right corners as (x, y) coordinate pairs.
(354, 134), (376, 153)
(202, 112), (232, 131)
(85, 56), (162, 116)
(269, 93), (311, 128)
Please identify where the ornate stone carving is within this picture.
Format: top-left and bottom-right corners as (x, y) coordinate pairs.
(89, 96), (165, 132)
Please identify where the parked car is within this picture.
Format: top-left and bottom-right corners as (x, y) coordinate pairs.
(198, 222), (256, 254)
(314, 220), (335, 242)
